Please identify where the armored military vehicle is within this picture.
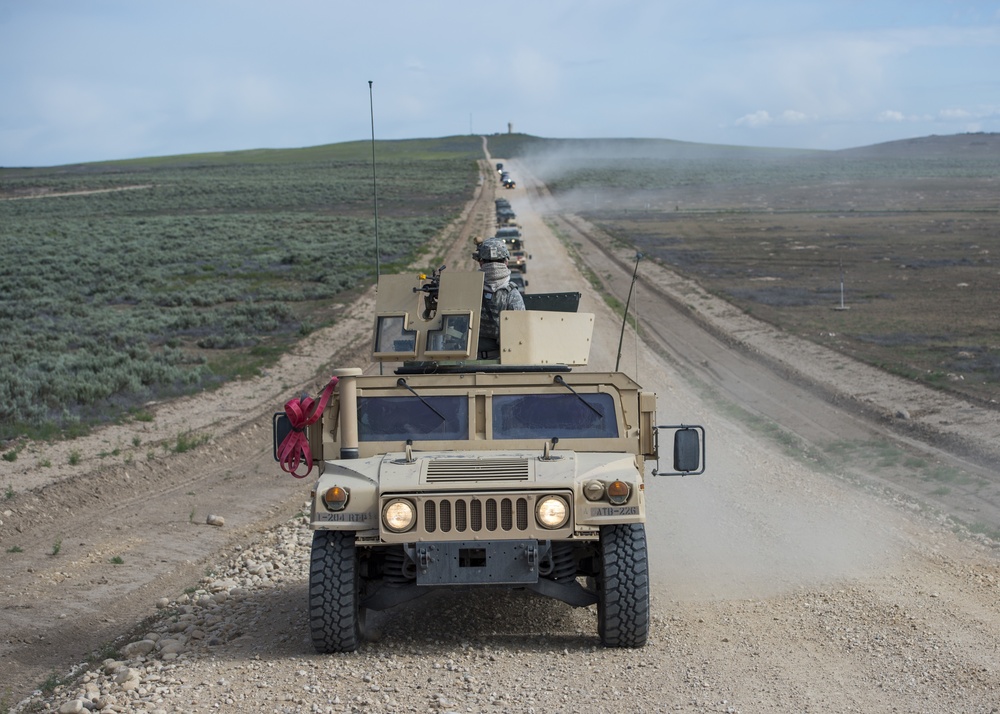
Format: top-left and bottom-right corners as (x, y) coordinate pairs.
(495, 225), (524, 252)
(274, 269), (704, 652)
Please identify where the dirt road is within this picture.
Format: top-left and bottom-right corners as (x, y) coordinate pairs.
(3, 150), (1000, 713)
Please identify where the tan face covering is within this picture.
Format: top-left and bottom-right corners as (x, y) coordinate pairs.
(481, 261), (510, 288)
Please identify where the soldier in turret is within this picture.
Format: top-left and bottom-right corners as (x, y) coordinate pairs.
(472, 237), (525, 358)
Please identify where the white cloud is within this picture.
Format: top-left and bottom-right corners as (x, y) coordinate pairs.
(780, 110), (809, 124)
(736, 110), (773, 127)
(939, 108), (971, 119)
(877, 110), (905, 122)
(936, 106), (997, 134)
(735, 109), (811, 128)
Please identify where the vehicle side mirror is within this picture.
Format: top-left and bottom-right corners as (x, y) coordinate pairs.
(652, 425), (705, 476)
(272, 413), (295, 461)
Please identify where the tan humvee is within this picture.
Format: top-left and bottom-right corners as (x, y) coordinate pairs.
(275, 269), (704, 652)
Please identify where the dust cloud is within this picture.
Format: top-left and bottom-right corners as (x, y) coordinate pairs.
(643, 413), (903, 601)
(514, 137), (818, 215)
(511, 145), (906, 602)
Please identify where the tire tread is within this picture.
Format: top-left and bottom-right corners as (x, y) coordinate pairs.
(309, 530), (362, 653)
(597, 523), (650, 647)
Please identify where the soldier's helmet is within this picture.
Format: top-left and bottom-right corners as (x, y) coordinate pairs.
(473, 237), (510, 263)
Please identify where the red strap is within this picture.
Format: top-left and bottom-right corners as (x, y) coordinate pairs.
(277, 376), (339, 478)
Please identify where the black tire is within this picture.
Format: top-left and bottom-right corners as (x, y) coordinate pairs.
(596, 523), (650, 647)
(309, 529), (363, 653)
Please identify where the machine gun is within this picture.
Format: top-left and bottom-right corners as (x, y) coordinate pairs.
(414, 264), (446, 319)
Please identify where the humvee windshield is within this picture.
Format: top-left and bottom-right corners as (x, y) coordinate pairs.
(356, 391), (619, 443)
(358, 396), (468, 441)
(493, 393), (618, 439)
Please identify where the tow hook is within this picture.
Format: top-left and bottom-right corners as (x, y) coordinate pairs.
(525, 543), (538, 572)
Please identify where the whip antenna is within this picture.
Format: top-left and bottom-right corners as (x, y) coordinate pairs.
(369, 81), (383, 375)
(615, 253), (643, 371)
(369, 80), (381, 283)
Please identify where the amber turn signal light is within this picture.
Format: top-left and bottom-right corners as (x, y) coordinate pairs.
(322, 486), (349, 511)
(607, 480), (630, 505)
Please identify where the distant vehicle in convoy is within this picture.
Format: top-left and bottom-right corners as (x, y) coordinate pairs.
(496, 162), (503, 172)
(495, 198), (512, 213)
(495, 226), (523, 249)
(509, 270), (527, 294)
(272, 268), (706, 652)
(495, 226), (521, 239)
(511, 249), (529, 273)
(496, 207), (517, 225)
(499, 170), (516, 188)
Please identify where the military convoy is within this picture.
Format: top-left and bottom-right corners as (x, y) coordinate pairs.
(494, 199), (528, 274)
(274, 263), (706, 652)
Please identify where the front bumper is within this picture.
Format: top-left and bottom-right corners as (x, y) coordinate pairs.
(411, 539), (543, 585)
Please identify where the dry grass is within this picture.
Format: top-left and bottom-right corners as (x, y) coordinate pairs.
(562, 140), (1000, 406)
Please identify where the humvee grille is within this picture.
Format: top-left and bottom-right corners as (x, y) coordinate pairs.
(424, 496), (530, 534)
(426, 458), (530, 483)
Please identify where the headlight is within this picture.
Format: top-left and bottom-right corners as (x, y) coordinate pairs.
(535, 495), (569, 529)
(382, 499), (416, 532)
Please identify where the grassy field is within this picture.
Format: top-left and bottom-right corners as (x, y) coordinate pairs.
(0, 137), (484, 440)
(3, 131), (996, 443)
(509, 133), (1000, 406)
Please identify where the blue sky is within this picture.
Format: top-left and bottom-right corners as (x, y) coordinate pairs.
(2, 0), (999, 166)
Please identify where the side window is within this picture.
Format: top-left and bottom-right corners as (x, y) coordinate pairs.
(374, 316), (416, 354)
(492, 393), (618, 439)
(358, 396), (468, 441)
(426, 313), (472, 354)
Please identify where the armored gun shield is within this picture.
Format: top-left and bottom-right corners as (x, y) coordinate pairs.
(373, 271), (485, 362)
(372, 270), (595, 367)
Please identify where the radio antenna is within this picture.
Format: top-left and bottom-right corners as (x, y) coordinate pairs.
(615, 253), (643, 371)
(369, 80), (381, 283)
(369, 81), (383, 376)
